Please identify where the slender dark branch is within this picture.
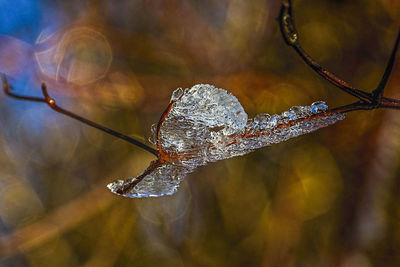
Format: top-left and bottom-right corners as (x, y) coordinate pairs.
(330, 97), (400, 114)
(114, 159), (162, 195)
(330, 101), (373, 114)
(40, 84), (159, 156)
(2, 75), (158, 157)
(380, 97), (400, 109)
(278, 0), (371, 102)
(279, 0), (400, 113)
(2, 75), (46, 103)
(372, 27), (400, 98)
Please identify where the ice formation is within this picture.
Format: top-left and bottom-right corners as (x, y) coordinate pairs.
(107, 84), (345, 198)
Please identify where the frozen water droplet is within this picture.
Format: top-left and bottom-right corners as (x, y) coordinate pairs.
(255, 113), (271, 129)
(282, 14), (298, 44)
(289, 33), (297, 43)
(269, 115), (279, 127)
(254, 113), (271, 123)
(282, 111), (297, 120)
(148, 123), (157, 145)
(289, 106), (302, 113)
(288, 113), (297, 120)
(171, 87), (184, 102)
(290, 105), (312, 118)
(311, 101), (328, 114)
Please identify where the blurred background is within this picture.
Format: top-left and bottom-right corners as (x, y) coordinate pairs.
(0, 0), (399, 266)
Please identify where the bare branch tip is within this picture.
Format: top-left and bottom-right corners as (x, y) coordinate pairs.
(40, 83), (56, 107)
(2, 75), (9, 89)
(282, 0), (290, 8)
(1, 77), (13, 97)
(41, 83), (49, 97)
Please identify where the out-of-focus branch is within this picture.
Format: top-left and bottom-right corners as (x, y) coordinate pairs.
(278, 0), (400, 113)
(0, 180), (114, 259)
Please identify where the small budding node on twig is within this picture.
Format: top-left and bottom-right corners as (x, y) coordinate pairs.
(282, 14), (298, 44)
(41, 83), (56, 108)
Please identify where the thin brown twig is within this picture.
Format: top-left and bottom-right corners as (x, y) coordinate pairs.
(40, 83), (159, 156)
(2, 75), (46, 103)
(278, 0), (400, 113)
(1, 75), (159, 157)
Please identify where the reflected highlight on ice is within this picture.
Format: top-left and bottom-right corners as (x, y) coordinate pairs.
(107, 84), (346, 198)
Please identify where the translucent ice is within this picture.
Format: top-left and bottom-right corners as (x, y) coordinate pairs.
(107, 161), (194, 198)
(108, 84), (346, 198)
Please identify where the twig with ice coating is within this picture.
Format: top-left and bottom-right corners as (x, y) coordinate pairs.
(108, 84), (345, 198)
(2, 0), (400, 198)
(108, 0), (400, 197)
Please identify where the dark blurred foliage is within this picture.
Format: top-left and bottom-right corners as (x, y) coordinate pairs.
(0, 0), (399, 266)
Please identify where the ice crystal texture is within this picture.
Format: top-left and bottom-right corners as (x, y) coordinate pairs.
(107, 162), (192, 197)
(108, 84), (345, 198)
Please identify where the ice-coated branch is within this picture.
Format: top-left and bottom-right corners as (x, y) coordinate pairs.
(108, 84), (345, 198)
(2, 1), (400, 199)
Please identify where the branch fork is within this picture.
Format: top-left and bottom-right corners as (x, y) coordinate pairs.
(2, 0), (400, 157)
